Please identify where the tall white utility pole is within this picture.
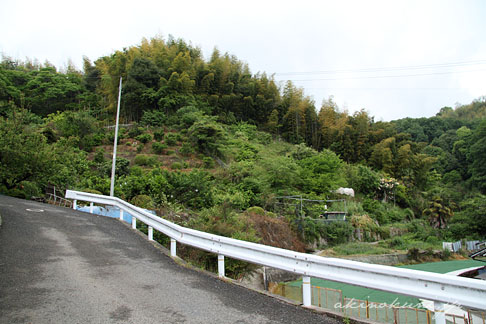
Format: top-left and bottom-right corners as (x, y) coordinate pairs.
(110, 77), (122, 197)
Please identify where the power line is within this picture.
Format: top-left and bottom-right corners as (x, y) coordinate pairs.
(277, 68), (486, 82)
(299, 87), (486, 91)
(274, 59), (486, 76)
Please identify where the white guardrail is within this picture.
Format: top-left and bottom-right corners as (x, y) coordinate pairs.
(65, 190), (486, 323)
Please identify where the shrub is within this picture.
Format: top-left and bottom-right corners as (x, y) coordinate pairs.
(182, 205), (260, 277)
(291, 143), (318, 160)
(407, 219), (434, 240)
(442, 248), (452, 260)
(321, 221), (354, 246)
(177, 106), (205, 128)
(165, 132), (179, 146)
(82, 188), (103, 195)
(83, 132), (105, 150)
(140, 110), (166, 127)
(165, 170), (214, 209)
(388, 207), (408, 223)
(266, 212), (277, 218)
(425, 235), (439, 245)
(297, 150), (346, 195)
(19, 181), (41, 199)
(246, 206), (265, 216)
(332, 241), (390, 255)
(388, 236), (405, 248)
(171, 162), (183, 170)
(214, 191), (251, 210)
(179, 142), (195, 155)
(355, 164), (381, 197)
(301, 219), (353, 246)
(114, 157), (131, 177)
(256, 132), (272, 145)
(187, 118), (225, 156)
(235, 143), (259, 162)
(136, 143), (144, 153)
(93, 148), (105, 163)
(77, 175), (111, 195)
(152, 142), (168, 154)
(362, 198), (388, 224)
(128, 126), (144, 139)
(136, 133), (152, 144)
(131, 194), (155, 209)
(202, 157), (215, 169)
(51, 110), (96, 143)
(8, 188), (26, 199)
(153, 130), (165, 141)
(134, 155), (157, 167)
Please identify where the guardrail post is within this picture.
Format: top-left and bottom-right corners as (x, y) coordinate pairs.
(218, 254), (225, 278)
(119, 209), (123, 221)
(434, 302), (446, 324)
(148, 226), (153, 241)
(89, 202), (94, 214)
(170, 238), (176, 257)
(73, 199), (77, 210)
(366, 299), (370, 319)
(302, 276), (311, 307)
(131, 216), (136, 229)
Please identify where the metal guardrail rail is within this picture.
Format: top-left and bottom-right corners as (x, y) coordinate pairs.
(65, 190), (486, 324)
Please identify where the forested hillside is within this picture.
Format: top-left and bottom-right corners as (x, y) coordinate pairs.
(1, 36), (485, 274)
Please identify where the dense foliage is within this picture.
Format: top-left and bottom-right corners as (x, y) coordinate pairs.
(1, 36), (486, 274)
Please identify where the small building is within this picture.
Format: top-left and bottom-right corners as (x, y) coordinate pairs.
(320, 211), (346, 222)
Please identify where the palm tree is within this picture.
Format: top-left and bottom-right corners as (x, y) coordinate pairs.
(422, 196), (454, 229)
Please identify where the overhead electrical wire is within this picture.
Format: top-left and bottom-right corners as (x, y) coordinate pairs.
(280, 68), (486, 82)
(273, 59), (486, 76)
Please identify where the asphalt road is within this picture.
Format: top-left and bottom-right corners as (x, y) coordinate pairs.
(0, 195), (341, 324)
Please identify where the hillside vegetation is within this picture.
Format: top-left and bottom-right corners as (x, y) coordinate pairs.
(1, 36), (486, 276)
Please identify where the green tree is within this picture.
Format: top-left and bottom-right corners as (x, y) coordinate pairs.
(370, 137), (395, 174)
(266, 109), (280, 136)
(187, 117), (225, 156)
(0, 110), (54, 189)
(353, 164), (381, 197)
(348, 109), (371, 162)
(24, 67), (83, 115)
(452, 126), (472, 179)
(453, 194), (486, 236)
(298, 149), (346, 195)
(256, 155), (301, 193)
(468, 120), (486, 192)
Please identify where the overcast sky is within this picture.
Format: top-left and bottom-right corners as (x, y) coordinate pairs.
(1, 0), (485, 121)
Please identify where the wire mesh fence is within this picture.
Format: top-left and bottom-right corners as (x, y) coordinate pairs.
(312, 286), (343, 313)
(273, 284), (302, 303)
(272, 283), (482, 324)
(469, 310), (486, 324)
(342, 298), (432, 324)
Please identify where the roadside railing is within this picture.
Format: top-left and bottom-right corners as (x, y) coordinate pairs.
(273, 284), (480, 324)
(65, 190), (486, 324)
(46, 193), (73, 208)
